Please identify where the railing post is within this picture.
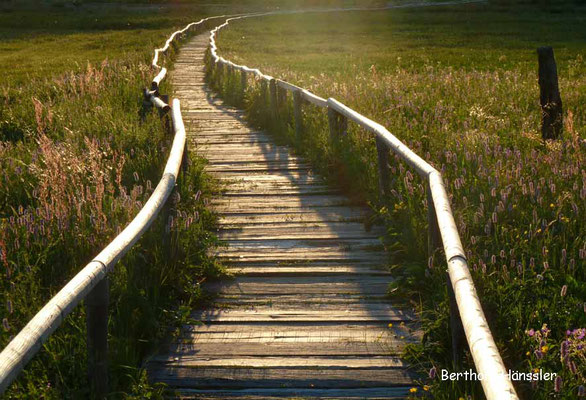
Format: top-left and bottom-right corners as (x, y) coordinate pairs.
(327, 106), (347, 141)
(159, 94), (172, 136)
(293, 89), (303, 143)
(216, 61), (224, 87)
(260, 79), (268, 105)
(240, 69), (247, 94)
(276, 84), (287, 111)
(86, 278), (109, 400)
(269, 78), (278, 121)
(375, 136), (390, 196)
(426, 183), (464, 367)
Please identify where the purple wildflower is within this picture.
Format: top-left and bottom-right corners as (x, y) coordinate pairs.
(429, 366), (437, 379)
(554, 376), (562, 392)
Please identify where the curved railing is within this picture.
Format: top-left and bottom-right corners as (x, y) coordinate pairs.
(0, 16), (230, 396)
(208, 13), (518, 400)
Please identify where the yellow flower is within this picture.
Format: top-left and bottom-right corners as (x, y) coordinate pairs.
(423, 385), (430, 391)
(526, 351), (530, 356)
(388, 323), (393, 328)
(533, 368), (539, 373)
(410, 387), (418, 393)
(541, 345), (549, 353)
(550, 203), (555, 208)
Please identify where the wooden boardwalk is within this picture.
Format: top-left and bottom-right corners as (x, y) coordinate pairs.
(147, 33), (420, 399)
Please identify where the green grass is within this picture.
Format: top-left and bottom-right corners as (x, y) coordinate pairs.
(0, 3), (232, 399)
(213, 3), (586, 398)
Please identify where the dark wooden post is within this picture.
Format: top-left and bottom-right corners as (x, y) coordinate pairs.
(260, 80), (268, 111)
(327, 106), (347, 141)
(537, 47), (563, 140)
(293, 90), (303, 143)
(447, 272), (465, 368)
(216, 62), (224, 87)
(269, 79), (278, 121)
(86, 278), (109, 400)
(426, 185), (442, 259)
(240, 70), (247, 94)
(276, 85), (287, 111)
(375, 137), (391, 196)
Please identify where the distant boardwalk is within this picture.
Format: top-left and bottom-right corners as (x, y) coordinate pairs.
(146, 33), (420, 399)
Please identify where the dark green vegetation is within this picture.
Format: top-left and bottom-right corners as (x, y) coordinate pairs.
(0, 3), (229, 399)
(214, 3), (586, 399)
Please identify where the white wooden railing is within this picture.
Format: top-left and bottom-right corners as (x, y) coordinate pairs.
(208, 12), (518, 400)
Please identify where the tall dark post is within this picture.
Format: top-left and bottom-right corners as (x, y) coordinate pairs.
(537, 47), (563, 140)
(86, 278), (109, 400)
(293, 90), (303, 143)
(375, 137), (391, 197)
(269, 79), (278, 122)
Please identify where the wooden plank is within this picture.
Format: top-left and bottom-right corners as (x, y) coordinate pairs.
(226, 266), (390, 276)
(218, 208), (367, 224)
(159, 341), (403, 357)
(148, 367), (417, 389)
(174, 387), (411, 400)
(191, 308), (414, 323)
(150, 356), (406, 369)
(211, 195), (358, 208)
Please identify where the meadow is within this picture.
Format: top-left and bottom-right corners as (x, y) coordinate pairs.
(0, 2), (230, 398)
(213, 3), (586, 398)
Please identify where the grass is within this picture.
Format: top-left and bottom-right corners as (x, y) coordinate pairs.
(212, 2), (586, 398)
(0, 2), (233, 399)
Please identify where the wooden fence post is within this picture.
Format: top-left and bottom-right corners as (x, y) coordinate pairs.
(327, 106), (347, 141)
(216, 62), (224, 87)
(537, 46), (563, 140)
(375, 137), (391, 196)
(293, 90), (303, 143)
(86, 278), (109, 400)
(240, 69), (247, 94)
(276, 85), (287, 111)
(159, 95), (172, 136)
(269, 79), (278, 121)
(260, 79), (268, 110)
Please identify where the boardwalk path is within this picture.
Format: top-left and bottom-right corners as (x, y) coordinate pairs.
(147, 33), (420, 399)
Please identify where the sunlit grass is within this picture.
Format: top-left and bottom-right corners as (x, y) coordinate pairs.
(214, 3), (586, 398)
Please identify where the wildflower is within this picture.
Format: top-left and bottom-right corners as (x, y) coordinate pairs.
(388, 323), (393, 328)
(541, 345), (549, 353)
(2, 318), (9, 331)
(527, 329), (535, 337)
(429, 366), (437, 379)
(423, 385), (430, 391)
(578, 385), (585, 397)
(560, 285), (568, 297)
(554, 376), (562, 392)
(568, 360), (577, 374)
(409, 387), (417, 393)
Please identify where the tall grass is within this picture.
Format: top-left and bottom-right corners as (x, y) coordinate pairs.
(0, 9), (225, 400)
(212, 5), (585, 399)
